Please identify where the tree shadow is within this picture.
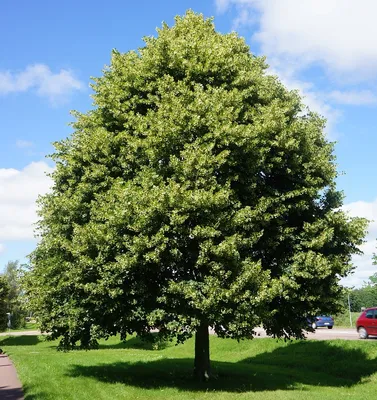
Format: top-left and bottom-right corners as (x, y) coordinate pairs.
(0, 336), (42, 347)
(66, 340), (377, 392)
(99, 334), (171, 351)
(22, 384), (50, 400)
(0, 386), (24, 400)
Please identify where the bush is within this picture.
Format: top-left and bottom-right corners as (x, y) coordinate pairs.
(334, 310), (361, 328)
(10, 309), (27, 330)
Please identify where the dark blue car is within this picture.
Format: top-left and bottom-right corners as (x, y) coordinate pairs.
(309, 315), (334, 329)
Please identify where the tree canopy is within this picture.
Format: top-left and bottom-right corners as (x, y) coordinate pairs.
(25, 11), (367, 379)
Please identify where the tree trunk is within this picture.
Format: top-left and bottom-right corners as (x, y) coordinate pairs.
(194, 321), (210, 381)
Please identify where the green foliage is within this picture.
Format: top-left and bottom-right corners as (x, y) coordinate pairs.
(0, 276), (9, 331)
(333, 310), (360, 327)
(368, 272), (377, 285)
(25, 11), (367, 350)
(2, 260), (27, 329)
(349, 286), (377, 311)
(344, 274), (377, 312)
(0, 278), (9, 331)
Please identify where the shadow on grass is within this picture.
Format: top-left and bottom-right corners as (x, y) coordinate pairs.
(99, 334), (171, 351)
(0, 386), (24, 400)
(0, 335), (42, 347)
(23, 384), (50, 400)
(67, 340), (377, 393)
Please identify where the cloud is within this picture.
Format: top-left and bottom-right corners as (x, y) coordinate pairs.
(0, 64), (83, 103)
(0, 243), (4, 254)
(216, 0), (232, 13)
(216, 1), (341, 136)
(16, 140), (34, 149)
(0, 162), (53, 241)
(215, 0), (377, 137)
(342, 199), (377, 288)
(217, 0), (377, 80)
(328, 90), (377, 106)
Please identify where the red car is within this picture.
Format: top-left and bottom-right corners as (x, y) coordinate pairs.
(356, 307), (377, 339)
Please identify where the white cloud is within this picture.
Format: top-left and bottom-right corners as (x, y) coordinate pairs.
(231, 8), (255, 30)
(342, 199), (377, 288)
(328, 90), (377, 106)
(0, 243), (4, 254)
(0, 162), (53, 241)
(216, 0), (377, 136)
(216, 1), (341, 136)
(216, 0), (377, 80)
(0, 64), (83, 103)
(16, 140), (34, 149)
(216, 0), (232, 13)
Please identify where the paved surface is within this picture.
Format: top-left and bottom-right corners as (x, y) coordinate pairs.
(0, 330), (40, 337)
(209, 327), (360, 340)
(251, 327), (359, 340)
(1, 327), (361, 340)
(306, 327), (359, 340)
(0, 331), (39, 399)
(0, 354), (24, 400)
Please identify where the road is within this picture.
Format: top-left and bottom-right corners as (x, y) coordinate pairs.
(0, 330), (40, 337)
(1, 328), (361, 340)
(251, 327), (360, 340)
(307, 327), (361, 340)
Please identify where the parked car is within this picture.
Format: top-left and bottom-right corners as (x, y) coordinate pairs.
(309, 316), (334, 329)
(356, 307), (377, 339)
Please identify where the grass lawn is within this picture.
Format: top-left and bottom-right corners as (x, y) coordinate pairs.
(1, 334), (377, 400)
(9, 321), (39, 332)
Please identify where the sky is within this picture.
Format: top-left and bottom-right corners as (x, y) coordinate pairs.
(0, 0), (376, 287)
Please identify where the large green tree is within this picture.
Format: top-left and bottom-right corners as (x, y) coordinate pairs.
(25, 12), (367, 380)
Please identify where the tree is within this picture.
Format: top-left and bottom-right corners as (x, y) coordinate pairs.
(24, 11), (367, 380)
(3, 260), (27, 329)
(0, 276), (9, 331)
(347, 287), (377, 311)
(346, 270), (377, 311)
(4, 260), (19, 300)
(369, 260), (377, 285)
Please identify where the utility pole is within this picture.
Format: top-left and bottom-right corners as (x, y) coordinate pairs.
(348, 293), (352, 328)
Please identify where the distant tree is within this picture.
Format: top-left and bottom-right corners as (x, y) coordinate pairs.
(24, 11), (367, 380)
(3, 260), (26, 329)
(369, 275), (377, 285)
(348, 287), (377, 311)
(0, 276), (9, 331)
(4, 260), (19, 300)
(345, 269), (377, 311)
(369, 261), (377, 285)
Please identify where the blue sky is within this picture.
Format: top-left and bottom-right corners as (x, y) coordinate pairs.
(1, 0), (376, 287)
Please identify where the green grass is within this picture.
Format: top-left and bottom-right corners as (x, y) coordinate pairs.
(9, 321), (39, 332)
(1, 334), (377, 400)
